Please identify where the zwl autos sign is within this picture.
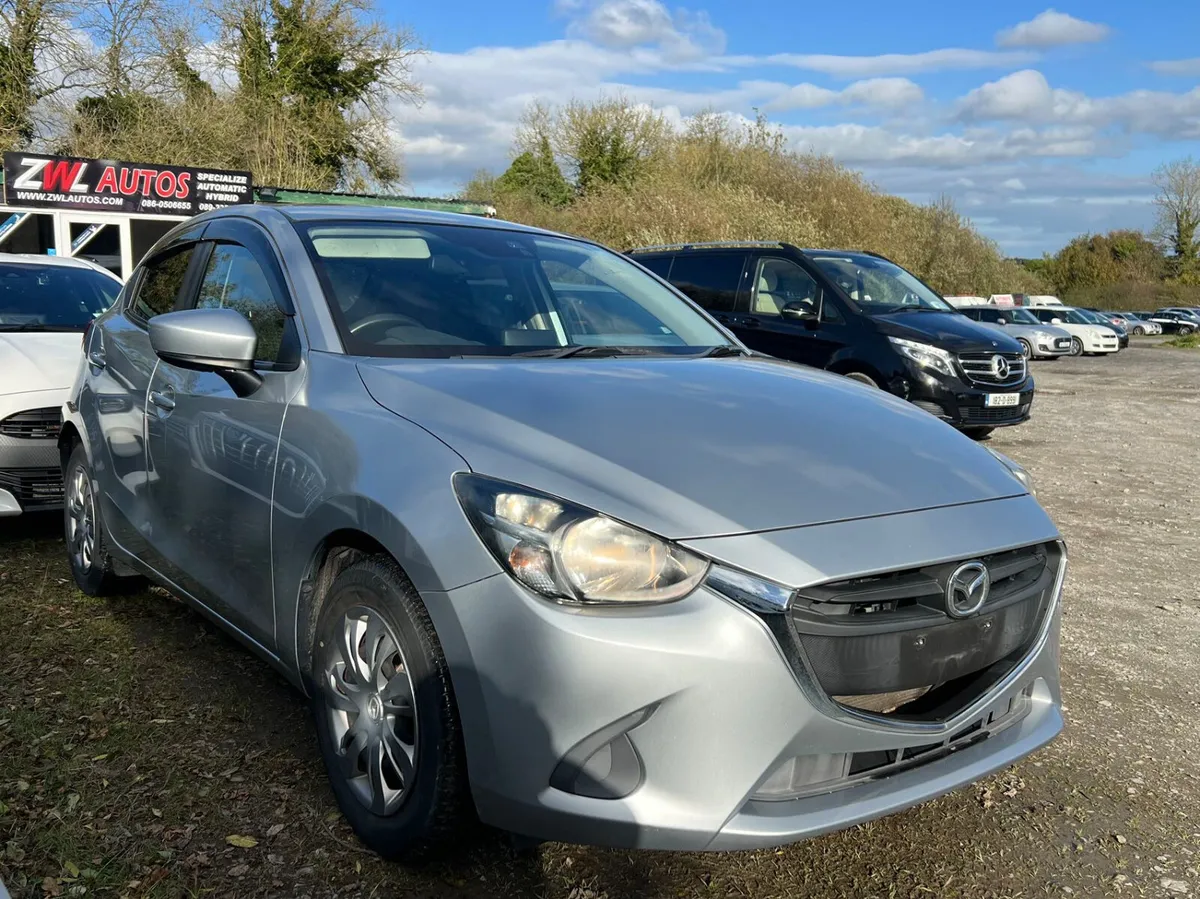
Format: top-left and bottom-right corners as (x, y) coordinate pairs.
(3, 152), (252, 216)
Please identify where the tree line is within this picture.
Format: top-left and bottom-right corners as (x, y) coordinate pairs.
(1, 0), (420, 190)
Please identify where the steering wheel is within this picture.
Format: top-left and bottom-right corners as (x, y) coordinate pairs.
(349, 313), (423, 338)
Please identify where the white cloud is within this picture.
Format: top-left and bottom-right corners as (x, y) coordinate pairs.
(565, 0), (725, 61)
(1149, 58), (1200, 76)
(996, 9), (1111, 49)
(766, 77), (923, 111)
(757, 48), (1035, 78)
(1002, 177), (1026, 191)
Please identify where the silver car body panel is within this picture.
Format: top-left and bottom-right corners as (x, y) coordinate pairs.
(974, 321), (1072, 358)
(62, 205), (1064, 852)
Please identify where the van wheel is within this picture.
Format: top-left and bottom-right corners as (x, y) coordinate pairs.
(843, 371), (879, 388)
(1069, 337), (1084, 356)
(962, 427), (995, 440)
(64, 444), (143, 596)
(1017, 339), (1032, 359)
(312, 556), (473, 860)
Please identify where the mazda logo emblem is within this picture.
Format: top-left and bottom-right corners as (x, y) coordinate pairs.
(991, 354), (1010, 379)
(946, 561), (990, 618)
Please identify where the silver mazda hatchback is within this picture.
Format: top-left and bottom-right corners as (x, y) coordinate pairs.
(61, 206), (1065, 858)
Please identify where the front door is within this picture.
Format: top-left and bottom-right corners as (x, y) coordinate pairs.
(144, 221), (303, 645)
(738, 256), (848, 368)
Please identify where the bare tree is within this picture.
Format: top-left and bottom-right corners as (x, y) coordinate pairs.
(1152, 156), (1200, 275)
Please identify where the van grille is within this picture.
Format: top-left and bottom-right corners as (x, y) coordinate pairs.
(957, 353), (1026, 387)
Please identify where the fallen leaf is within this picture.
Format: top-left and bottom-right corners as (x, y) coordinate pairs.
(229, 864), (250, 877)
(64, 860), (80, 878)
(266, 823), (284, 838)
(225, 834), (257, 849)
(41, 876), (63, 897)
(151, 807), (162, 817)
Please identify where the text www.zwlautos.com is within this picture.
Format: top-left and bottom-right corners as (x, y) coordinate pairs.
(14, 191), (124, 206)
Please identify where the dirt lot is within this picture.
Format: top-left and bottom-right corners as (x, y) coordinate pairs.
(2, 341), (1199, 899)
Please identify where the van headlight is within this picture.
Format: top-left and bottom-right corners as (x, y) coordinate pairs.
(455, 474), (709, 605)
(887, 336), (956, 377)
(985, 447), (1036, 497)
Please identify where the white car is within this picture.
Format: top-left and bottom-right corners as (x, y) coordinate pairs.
(0, 253), (122, 516)
(1027, 306), (1119, 356)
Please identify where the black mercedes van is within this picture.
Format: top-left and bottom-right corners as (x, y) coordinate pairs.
(627, 242), (1033, 438)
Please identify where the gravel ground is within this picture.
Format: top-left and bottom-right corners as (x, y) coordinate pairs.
(1, 339), (1198, 899)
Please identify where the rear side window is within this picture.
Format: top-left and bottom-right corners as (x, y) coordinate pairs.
(635, 255), (673, 279)
(668, 253), (745, 312)
(130, 246), (195, 321)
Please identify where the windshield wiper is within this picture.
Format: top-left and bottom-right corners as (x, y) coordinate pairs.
(511, 345), (657, 358)
(697, 345), (749, 358)
(0, 322), (84, 332)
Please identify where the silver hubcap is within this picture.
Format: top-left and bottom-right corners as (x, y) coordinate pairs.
(324, 604), (418, 816)
(67, 466), (96, 573)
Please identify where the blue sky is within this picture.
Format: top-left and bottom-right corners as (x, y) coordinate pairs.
(387, 1), (1200, 256)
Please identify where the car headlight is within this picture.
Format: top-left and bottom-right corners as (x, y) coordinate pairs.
(1035, 330), (1055, 344)
(455, 474), (709, 605)
(887, 336), (956, 377)
(985, 447), (1035, 497)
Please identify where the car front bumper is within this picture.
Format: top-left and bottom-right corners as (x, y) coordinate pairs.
(423, 497), (1063, 851)
(0, 390), (68, 516)
(1033, 337), (1072, 358)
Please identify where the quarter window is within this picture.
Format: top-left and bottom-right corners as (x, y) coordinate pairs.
(130, 246), (195, 321)
(194, 244), (294, 366)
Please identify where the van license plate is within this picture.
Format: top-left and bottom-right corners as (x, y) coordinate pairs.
(986, 393), (1020, 408)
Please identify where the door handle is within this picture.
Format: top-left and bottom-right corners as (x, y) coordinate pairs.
(739, 317), (760, 328)
(149, 389), (176, 412)
(87, 348), (106, 370)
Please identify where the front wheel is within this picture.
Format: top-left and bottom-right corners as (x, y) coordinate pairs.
(1133, 326), (1145, 336)
(1180, 325), (1195, 336)
(312, 556), (472, 861)
(962, 427), (995, 440)
(1017, 339), (1032, 360)
(1069, 337), (1084, 356)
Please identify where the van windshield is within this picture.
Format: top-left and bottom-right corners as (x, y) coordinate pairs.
(807, 253), (955, 315)
(297, 221), (734, 358)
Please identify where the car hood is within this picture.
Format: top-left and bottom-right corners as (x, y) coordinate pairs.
(979, 322), (1071, 341)
(0, 331), (84, 396)
(871, 310), (1023, 354)
(358, 356), (1026, 539)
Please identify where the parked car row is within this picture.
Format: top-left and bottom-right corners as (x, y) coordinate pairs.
(0, 211), (1065, 863)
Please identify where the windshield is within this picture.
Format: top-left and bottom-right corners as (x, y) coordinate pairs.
(297, 222), (732, 358)
(1007, 308), (1041, 325)
(1060, 308), (1098, 325)
(0, 262), (120, 331)
(807, 253), (955, 315)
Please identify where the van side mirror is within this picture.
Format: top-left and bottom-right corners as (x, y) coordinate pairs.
(149, 308), (262, 397)
(781, 302), (819, 329)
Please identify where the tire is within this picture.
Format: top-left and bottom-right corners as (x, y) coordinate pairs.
(962, 427), (995, 440)
(1133, 326), (1145, 336)
(843, 371), (879, 388)
(1017, 339), (1032, 360)
(1069, 337), (1084, 356)
(63, 443), (143, 596)
(1181, 325), (1195, 336)
(312, 555), (472, 861)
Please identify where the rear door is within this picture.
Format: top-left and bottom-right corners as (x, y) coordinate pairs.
(664, 252), (747, 326)
(81, 225), (206, 550)
(143, 217), (304, 646)
(738, 255), (850, 368)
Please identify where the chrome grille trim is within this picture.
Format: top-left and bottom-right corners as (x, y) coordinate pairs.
(956, 352), (1027, 387)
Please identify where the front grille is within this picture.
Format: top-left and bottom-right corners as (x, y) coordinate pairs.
(957, 353), (1026, 387)
(0, 467), (64, 508)
(959, 403), (1030, 425)
(0, 408), (61, 440)
(1054, 338), (1071, 350)
(768, 542), (1061, 724)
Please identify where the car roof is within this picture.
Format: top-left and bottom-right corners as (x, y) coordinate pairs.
(204, 202), (563, 238)
(0, 252), (121, 281)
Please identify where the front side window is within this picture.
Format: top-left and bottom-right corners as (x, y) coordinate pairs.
(0, 262), (120, 331)
(131, 246), (195, 322)
(750, 258), (820, 317)
(297, 222), (732, 358)
(194, 243), (293, 365)
(808, 253), (955, 315)
(668, 254), (745, 312)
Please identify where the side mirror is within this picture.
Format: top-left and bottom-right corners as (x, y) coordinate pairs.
(781, 302), (820, 329)
(996, 317), (1008, 325)
(1051, 317), (1062, 325)
(149, 308), (262, 397)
